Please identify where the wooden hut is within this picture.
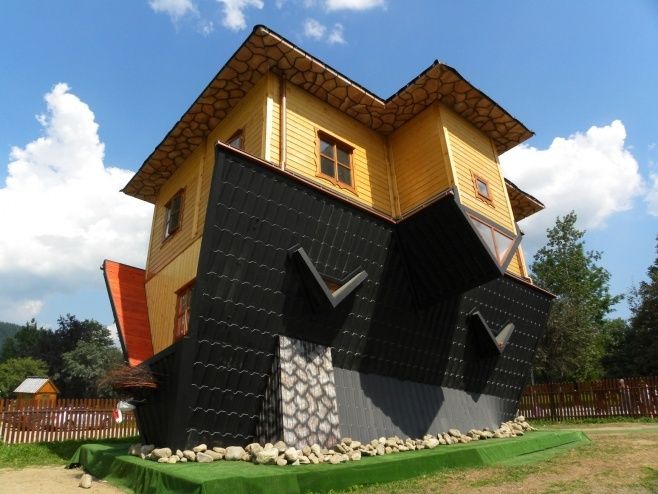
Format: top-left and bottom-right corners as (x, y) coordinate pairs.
(14, 376), (59, 407)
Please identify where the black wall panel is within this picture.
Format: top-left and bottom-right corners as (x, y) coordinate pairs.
(147, 148), (552, 449)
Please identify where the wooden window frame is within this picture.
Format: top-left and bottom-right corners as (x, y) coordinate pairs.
(227, 129), (245, 150)
(173, 279), (195, 341)
(163, 189), (184, 241)
(472, 172), (494, 206)
(469, 214), (516, 266)
(316, 131), (356, 193)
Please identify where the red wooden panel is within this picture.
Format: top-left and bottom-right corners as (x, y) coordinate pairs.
(103, 260), (154, 366)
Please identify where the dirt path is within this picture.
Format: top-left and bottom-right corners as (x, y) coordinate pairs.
(0, 465), (124, 494)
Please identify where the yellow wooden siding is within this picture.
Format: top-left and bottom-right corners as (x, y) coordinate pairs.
(146, 238), (202, 353)
(197, 75), (269, 232)
(506, 249), (523, 277)
(40, 382), (58, 394)
(506, 246), (529, 279)
(285, 84), (392, 215)
(144, 75), (272, 352)
(390, 105), (452, 215)
(145, 146), (203, 277)
(441, 107), (516, 233)
(268, 73), (281, 164)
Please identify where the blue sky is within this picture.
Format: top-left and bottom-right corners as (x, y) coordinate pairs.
(1, 1), (657, 335)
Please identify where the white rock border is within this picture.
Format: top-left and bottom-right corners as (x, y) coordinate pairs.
(129, 416), (536, 466)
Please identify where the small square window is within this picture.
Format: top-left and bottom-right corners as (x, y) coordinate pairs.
(473, 174), (492, 204)
(164, 190), (183, 238)
(318, 132), (354, 190)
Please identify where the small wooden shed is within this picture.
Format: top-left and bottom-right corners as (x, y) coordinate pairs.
(13, 376), (59, 406)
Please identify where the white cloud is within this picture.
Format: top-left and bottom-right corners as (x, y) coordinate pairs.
(500, 120), (643, 254)
(0, 299), (43, 323)
(0, 83), (152, 323)
(108, 323), (121, 348)
(325, 0), (384, 11)
(646, 172), (658, 217)
(303, 18), (346, 43)
(304, 18), (326, 39)
(149, 0), (197, 20)
(327, 23), (345, 44)
(198, 19), (215, 35)
(216, 0), (264, 31)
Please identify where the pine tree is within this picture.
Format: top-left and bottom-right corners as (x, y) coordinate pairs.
(612, 236), (658, 376)
(531, 211), (621, 381)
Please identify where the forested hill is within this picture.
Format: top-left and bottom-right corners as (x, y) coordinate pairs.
(0, 321), (21, 349)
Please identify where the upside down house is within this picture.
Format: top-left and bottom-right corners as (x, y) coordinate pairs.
(103, 25), (553, 450)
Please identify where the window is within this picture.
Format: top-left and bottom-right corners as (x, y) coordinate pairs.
(318, 133), (354, 189)
(227, 130), (244, 150)
(470, 215), (515, 265)
(164, 190), (183, 239)
(174, 281), (194, 341)
(472, 173), (493, 204)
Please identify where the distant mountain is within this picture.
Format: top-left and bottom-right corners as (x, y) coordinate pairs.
(0, 321), (21, 352)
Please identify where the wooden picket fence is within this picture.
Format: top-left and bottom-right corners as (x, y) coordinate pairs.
(0, 398), (138, 444)
(518, 376), (658, 421)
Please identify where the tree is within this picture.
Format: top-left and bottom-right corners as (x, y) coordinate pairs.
(59, 319), (123, 397)
(0, 357), (48, 398)
(0, 319), (59, 370)
(600, 317), (632, 378)
(531, 211), (621, 382)
(0, 321), (21, 350)
(607, 236), (658, 376)
(0, 315), (125, 397)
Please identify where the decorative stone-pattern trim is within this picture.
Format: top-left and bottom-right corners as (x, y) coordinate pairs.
(257, 335), (341, 449)
(124, 26), (533, 203)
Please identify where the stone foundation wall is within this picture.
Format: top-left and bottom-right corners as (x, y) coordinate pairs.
(258, 336), (340, 449)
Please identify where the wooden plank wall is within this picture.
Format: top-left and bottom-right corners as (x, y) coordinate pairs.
(201, 74), (268, 230)
(390, 104), (452, 215)
(268, 73), (281, 163)
(518, 377), (658, 420)
(506, 248), (528, 279)
(146, 145), (204, 278)
(442, 106), (516, 233)
(146, 238), (202, 353)
(143, 76), (269, 352)
(285, 83), (392, 215)
(0, 398), (138, 444)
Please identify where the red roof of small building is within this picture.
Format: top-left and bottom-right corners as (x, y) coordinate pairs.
(103, 260), (154, 366)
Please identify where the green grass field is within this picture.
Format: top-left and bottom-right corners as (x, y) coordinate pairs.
(0, 437), (138, 469)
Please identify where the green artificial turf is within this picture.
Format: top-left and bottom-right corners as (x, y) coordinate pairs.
(70, 431), (589, 494)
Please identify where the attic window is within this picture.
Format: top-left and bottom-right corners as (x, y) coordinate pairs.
(318, 132), (354, 189)
(227, 130), (244, 150)
(174, 281), (194, 341)
(470, 216), (515, 265)
(164, 190), (183, 239)
(473, 174), (492, 204)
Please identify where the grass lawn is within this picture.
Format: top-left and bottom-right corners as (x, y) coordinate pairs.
(326, 422), (658, 494)
(0, 437), (137, 469)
